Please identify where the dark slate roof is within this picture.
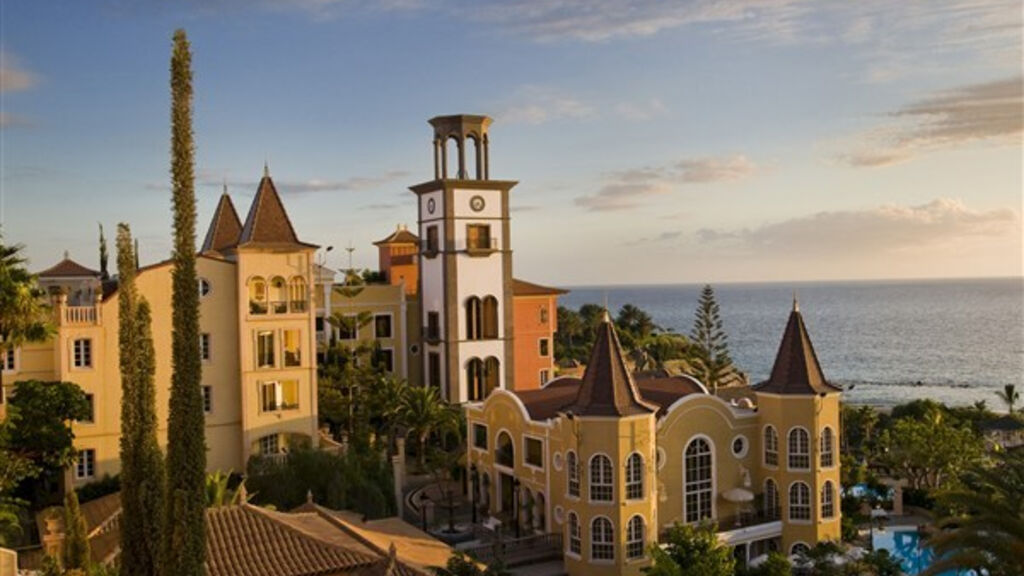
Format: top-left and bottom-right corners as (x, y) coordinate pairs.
(38, 257), (100, 278)
(202, 193), (243, 254)
(752, 301), (842, 395)
(373, 226), (420, 246)
(563, 313), (657, 417)
(511, 278), (569, 296)
(238, 172), (317, 249)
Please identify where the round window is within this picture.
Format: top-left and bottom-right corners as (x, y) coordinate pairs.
(410, 344), (420, 355)
(553, 452), (563, 471)
(427, 198), (436, 214)
(731, 435), (748, 458)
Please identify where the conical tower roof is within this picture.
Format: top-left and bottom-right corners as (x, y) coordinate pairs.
(201, 192), (243, 254)
(238, 168), (316, 249)
(566, 311), (657, 417)
(753, 300), (842, 395)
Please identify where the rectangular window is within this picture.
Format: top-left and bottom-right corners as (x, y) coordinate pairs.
(76, 449), (95, 480)
(256, 331), (275, 368)
(525, 437), (544, 468)
(73, 339), (92, 368)
(472, 424), (488, 450)
(259, 434), (280, 455)
(426, 312), (440, 341)
(200, 333), (211, 361)
(539, 338), (550, 357)
(315, 316), (324, 332)
(283, 330), (301, 367)
(428, 352), (441, 389)
(2, 348), (14, 372)
(337, 316), (357, 341)
(540, 370), (550, 386)
(202, 386), (212, 414)
(539, 306), (549, 324)
(374, 314), (393, 339)
(466, 224), (492, 251)
(260, 381), (298, 412)
(377, 348), (394, 373)
(425, 226), (439, 253)
(81, 394), (95, 423)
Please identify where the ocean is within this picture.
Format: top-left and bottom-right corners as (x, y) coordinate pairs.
(561, 278), (1024, 410)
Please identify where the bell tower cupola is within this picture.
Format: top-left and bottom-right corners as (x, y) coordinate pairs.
(430, 114), (492, 181)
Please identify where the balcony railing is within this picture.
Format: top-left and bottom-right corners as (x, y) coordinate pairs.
(716, 507), (782, 531)
(63, 306), (98, 325)
(249, 299), (309, 316)
(465, 237), (499, 255)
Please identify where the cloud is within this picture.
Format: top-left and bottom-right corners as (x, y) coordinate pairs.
(359, 202), (401, 211)
(628, 230), (683, 246)
(697, 198), (1019, 256)
(841, 76), (1023, 167)
(1, 51), (39, 128)
(615, 98), (668, 121)
(575, 155), (757, 211)
(145, 169), (411, 195)
(496, 85), (595, 125)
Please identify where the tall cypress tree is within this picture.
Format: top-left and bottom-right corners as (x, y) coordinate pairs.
(689, 284), (733, 395)
(117, 224), (165, 575)
(163, 29), (206, 575)
(98, 223), (109, 281)
(63, 489), (90, 570)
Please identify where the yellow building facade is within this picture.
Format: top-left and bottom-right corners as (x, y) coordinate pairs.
(1, 170), (320, 485)
(465, 305), (842, 574)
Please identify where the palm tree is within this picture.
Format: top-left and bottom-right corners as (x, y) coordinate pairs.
(205, 470), (252, 508)
(996, 384), (1019, 415)
(922, 449), (1024, 576)
(401, 386), (458, 470)
(0, 236), (54, 396)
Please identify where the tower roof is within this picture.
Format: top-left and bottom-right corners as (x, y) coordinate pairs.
(201, 192), (243, 254)
(238, 171), (317, 249)
(753, 302), (842, 395)
(566, 311), (657, 417)
(373, 225), (420, 246)
(38, 255), (100, 278)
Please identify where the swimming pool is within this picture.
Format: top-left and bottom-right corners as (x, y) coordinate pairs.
(872, 526), (977, 576)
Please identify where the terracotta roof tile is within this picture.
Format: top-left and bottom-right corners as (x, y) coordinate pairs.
(565, 314), (657, 417)
(373, 227), (419, 246)
(202, 193), (243, 253)
(511, 278), (568, 296)
(752, 303), (842, 396)
(512, 374), (706, 421)
(37, 257), (100, 278)
(238, 174), (316, 249)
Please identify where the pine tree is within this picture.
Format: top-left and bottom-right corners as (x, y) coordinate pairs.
(98, 223), (109, 281)
(163, 29), (206, 576)
(63, 489), (90, 571)
(689, 285), (733, 395)
(117, 224), (165, 575)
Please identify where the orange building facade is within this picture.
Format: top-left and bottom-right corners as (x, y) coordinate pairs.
(511, 279), (566, 391)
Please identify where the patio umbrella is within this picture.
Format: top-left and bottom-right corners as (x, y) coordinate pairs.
(721, 487), (755, 503)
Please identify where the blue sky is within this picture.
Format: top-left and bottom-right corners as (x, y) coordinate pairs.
(2, 0), (1021, 284)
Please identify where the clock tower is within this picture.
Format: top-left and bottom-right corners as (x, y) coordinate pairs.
(412, 115), (517, 403)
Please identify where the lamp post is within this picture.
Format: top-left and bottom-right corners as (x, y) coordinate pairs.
(470, 464), (479, 525)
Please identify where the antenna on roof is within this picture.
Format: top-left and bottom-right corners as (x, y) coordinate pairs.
(63, 250), (69, 260)
(793, 289), (799, 312)
(263, 160), (270, 179)
(222, 177), (228, 195)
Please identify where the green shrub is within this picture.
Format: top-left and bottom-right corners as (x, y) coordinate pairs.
(77, 475), (121, 504)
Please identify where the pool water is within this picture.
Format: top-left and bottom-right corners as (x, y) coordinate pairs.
(872, 527), (977, 576)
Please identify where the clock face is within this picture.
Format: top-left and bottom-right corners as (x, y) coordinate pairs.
(470, 195), (486, 212)
(427, 198), (436, 214)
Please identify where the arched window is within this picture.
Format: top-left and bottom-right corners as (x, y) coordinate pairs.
(484, 357), (500, 395)
(788, 428), (810, 470)
(567, 512), (581, 556)
(791, 542), (810, 556)
(820, 427), (835, 468)
(684, 438), (713, 523)
(590, 517), (614, 561)
(589, 454), (613, 502)
(626, 515), (645, 560)
(764, 426), (778, 467)
(270, 276), (287, 314)
(466, 297), (482, 340)
(626, 453), (644, 500)
(566, 451), (580, 497)
(821, 481), (835, 519)
(764, 478), (779, 520)
(482, 296), (499, 339)
(466, 358), (484, 401)
(248, 276), (267, 314)
(496, 432), (514, 468)
(288, 276), (307, 312)
(789, 482), (811, 521)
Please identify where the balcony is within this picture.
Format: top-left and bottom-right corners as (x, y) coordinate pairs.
(465, 237), (499, 256)
(715, 507), (783, 547)
(249, 299), (309, 316)
(62, 306), (98, 326)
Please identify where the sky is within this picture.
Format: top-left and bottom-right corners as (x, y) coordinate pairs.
(1, 0), (1021, 285)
